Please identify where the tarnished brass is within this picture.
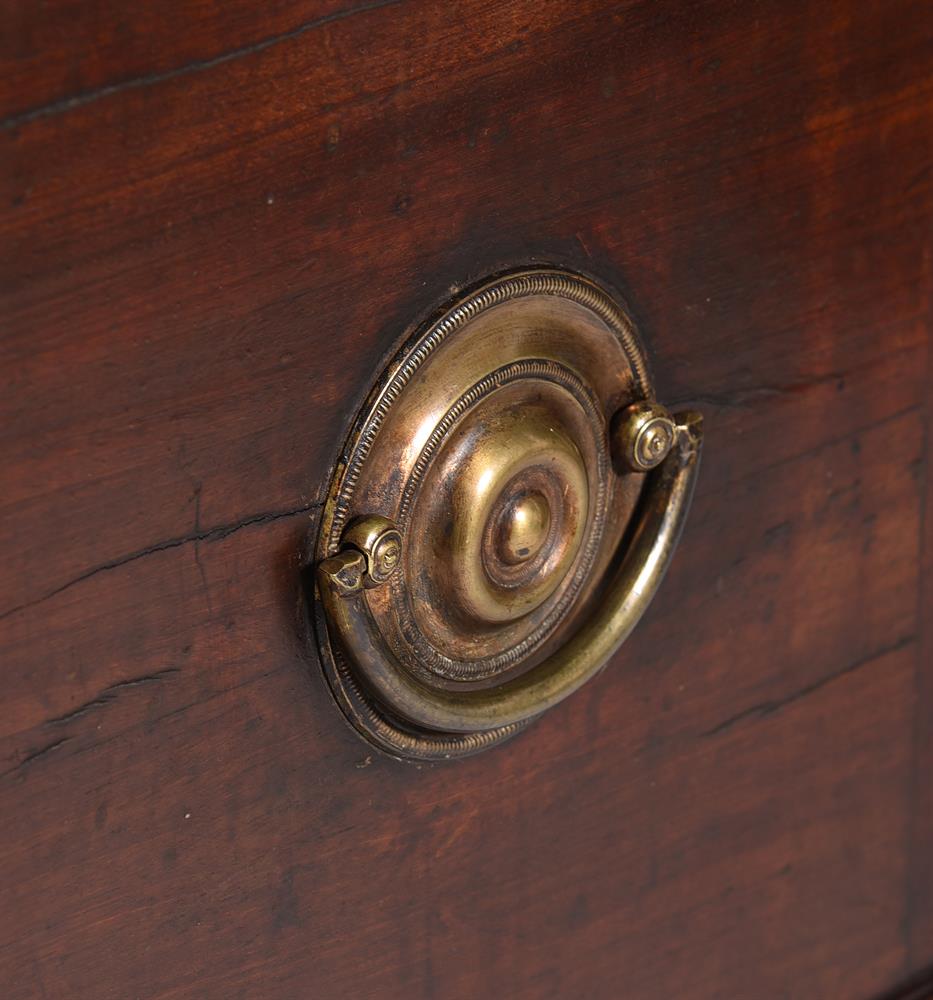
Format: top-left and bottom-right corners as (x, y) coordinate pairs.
(312, 268), (703, 759)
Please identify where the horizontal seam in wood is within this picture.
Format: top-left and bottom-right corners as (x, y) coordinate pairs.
(0, 0), (404, 131)
(699, 633), (917, 739)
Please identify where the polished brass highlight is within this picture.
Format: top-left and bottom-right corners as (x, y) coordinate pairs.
(612, 400), (677, 472)
(312, 268), (703, 759)
(341, 516), (403, 588)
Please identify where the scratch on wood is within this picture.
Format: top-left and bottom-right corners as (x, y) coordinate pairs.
(575, 232), (593, 260)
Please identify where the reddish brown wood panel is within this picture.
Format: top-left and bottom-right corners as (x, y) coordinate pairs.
(879, 968), (933, 1000)
(911, 212), (933, 973)
(1, 0), (932, 997)
(0, 1), (375, 124)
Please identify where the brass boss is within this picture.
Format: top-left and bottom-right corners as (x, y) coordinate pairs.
(493, 491), (550, 566)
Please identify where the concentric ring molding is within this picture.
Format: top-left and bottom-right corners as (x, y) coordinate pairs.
(314, 267), (658, 759)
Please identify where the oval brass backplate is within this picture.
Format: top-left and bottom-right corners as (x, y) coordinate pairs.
(312, 267), (702, 760)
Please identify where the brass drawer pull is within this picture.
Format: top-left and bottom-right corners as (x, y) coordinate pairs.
(313, 268), (702, 759)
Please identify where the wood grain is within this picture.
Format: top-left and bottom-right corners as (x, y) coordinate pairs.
(908, 163), (933, 978)
(1, 0), (932, 996)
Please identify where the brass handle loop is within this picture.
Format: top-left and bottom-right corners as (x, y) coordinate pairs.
(311, 268), (702, 759)
(318, 409), (701, 734)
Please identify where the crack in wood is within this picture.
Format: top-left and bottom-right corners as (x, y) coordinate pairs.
(5, 737), (72, 778)
(45, 669), (181, 727)
(700, 634), (917, 739)
(0, 501), (319, 623)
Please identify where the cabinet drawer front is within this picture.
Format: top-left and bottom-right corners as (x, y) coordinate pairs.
(2, 2), (932, 997)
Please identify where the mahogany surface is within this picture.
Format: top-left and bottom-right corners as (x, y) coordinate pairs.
(2, 1), (932, 997)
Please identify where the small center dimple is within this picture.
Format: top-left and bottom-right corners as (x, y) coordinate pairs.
(496, 492), (551, 566)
